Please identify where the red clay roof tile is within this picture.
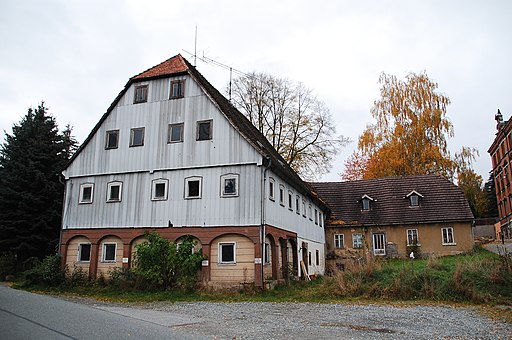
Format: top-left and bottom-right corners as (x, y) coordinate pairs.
(132, 54), (189, 80)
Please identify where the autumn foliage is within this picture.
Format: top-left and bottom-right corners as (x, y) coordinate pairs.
(343, 71), (474, 181)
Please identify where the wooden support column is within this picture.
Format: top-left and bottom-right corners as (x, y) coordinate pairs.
(123, 243), (131, 269)
(89, 243), (99, 280)
(60, 243), (68, 270)
(201, 244), (211, 284)
(254, 242), (263, 288)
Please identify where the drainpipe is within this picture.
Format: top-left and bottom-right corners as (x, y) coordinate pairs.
(261, 156), (271, 289)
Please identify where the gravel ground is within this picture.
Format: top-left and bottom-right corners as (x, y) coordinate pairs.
(79, 299), (512, 340)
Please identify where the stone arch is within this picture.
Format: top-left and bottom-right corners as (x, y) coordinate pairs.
(175, 235), (203, 254)
(264, 234), (276, 280)
(130, 235), (148, 268)
(209, 233), (255, 287)
(97, 235), (124, 278)
(65, 235), (92, 276)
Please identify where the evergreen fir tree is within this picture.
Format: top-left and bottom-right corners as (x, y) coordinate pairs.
(0, 102), (77, 262)
(484, 171), (498, 218)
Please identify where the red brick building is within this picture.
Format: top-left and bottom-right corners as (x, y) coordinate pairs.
(488, 109), (512, 239)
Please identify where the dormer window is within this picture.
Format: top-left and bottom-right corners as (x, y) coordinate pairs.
(405, 190), (424, 207)
(361, 194), (375, 211)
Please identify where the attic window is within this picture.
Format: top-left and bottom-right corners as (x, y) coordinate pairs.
(197, 120), (212, 140)
(105, 130), (119, 149)
(406, 190), (423, 207)
(130, 127), (145, 147)
(170, 80), (184, 99)
(361, 194), (375, 211)
(134, 85), (148, 104)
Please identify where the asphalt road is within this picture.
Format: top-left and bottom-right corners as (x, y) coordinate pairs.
(0, 284), (206, 339)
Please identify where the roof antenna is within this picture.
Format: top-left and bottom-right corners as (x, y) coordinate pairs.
(194, 25), (198, 66)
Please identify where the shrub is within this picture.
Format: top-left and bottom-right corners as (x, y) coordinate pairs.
(0, 252), (17, 281)
(133, 232), (205, 290)
(20, 254), (65, 287)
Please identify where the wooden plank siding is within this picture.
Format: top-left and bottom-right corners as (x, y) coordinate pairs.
(210, 234), (255, 286)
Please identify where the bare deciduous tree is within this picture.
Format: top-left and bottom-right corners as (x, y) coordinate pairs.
(230, 72), (348, 180)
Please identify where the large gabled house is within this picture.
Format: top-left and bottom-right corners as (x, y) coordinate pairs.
(59, 54), (329, 288)
(309, 175), (474, 270)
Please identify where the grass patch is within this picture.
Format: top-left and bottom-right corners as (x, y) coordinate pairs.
(15, 247), (512, 306)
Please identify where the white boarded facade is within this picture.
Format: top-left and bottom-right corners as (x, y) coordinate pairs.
(60, 55), (328, 287)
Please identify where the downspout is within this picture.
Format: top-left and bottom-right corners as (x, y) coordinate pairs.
(261, 156), (271, 289)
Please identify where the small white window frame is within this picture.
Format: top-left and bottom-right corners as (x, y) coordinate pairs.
(308, 204), (313, 221)
(133, 84), (148, 104)
(218, 242), (236, 264)
(196, 119), (213, 141)
(269, 177), (275, 201)
(264, 242), (271, 264)
(105, 130), (119, 150)
(314, 209), (318, 224)
(130, 127), (145, 147)
(168, 123), (184, 143)
(288, 190), (293, 210)
(169, 79), (185, 99)
(151, 178), (169, 201)
(296, 195), (300, 214)
(77, 243), (91, 262)
(220, 173), (239, 197)
(441, 227), (456, 245)
(79, 183), (94, 204)
(302, 199), (307, 217)
(185, 176), (202, 199)
(102, 243), (117, 262)
(279, 185), (285, 206)
(407, 229), (420, 246)
(106, 181), (123, 203)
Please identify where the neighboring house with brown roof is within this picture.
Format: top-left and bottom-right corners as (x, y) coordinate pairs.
(309, 175), (474, 270)
(60, 54), (329, 288)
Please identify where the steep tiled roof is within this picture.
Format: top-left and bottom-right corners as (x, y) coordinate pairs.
(309, 174), (473, 226)
(65, 54), (328, 212)
(132, 55), (189, 80)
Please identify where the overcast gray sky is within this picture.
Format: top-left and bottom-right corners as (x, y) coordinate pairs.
(1, 0), (511, 181)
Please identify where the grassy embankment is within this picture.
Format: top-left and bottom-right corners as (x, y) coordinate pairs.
(17, 247), (512, 305)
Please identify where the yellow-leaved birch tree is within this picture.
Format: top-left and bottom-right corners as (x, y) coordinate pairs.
(351, 71), (474, 180)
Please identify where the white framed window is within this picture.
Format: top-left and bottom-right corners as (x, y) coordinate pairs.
(79, 183), (94, 204)
(218, 242), (236, 264)
(185, 176), (202, 199)
(442, 227), (455, 245)
(102, 243), (117, 262)
(197, 120), (212, 140)
(168, 123), (184, 143)
(220, 174), (239, 197)
(170, 80), (184, 99)
(308, 204), (313, 220)
(315, 249), (319, 266)
(373, 233), (386, 255)
(334, 234), (344, 249)
(269, 178), (275, 201)
(302, 199), (307, 217)
(319, 213), (323, 227)
(308, 251), (312, 266)
(151, 178), (168, 201)
(264, 243), (271, 264)
(314, 209), (318, 225)
(352, 233), (363, 249)
(407, 229), (419, 246)
(133, 84), (148, 103)
(279, 185), (285, 206)
(288, 191), (293, 210)
(107, 181), (123, 202)
(130, 127), (144, 147)
(77, 243), (91, 262)
(296, 195), (300, 214)
(105, 130), (119, 149)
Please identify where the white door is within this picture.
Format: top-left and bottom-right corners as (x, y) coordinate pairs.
(372, 233), (386, 256)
